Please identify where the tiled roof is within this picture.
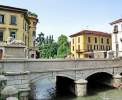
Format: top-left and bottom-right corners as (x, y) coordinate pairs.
(70, 30), (111, 37)
(0, 5), (28, 12)
(110, 18), (122, 25)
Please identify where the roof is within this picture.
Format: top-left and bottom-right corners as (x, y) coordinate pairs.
(110, 18), (122, 25)
(70, 30), (111, 37)
(0, 5), (30, 23)
(0, 5), (28, 13)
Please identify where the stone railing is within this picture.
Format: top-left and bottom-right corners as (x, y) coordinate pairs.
(0, 41), (7, 46)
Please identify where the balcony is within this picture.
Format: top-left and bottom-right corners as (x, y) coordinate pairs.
(76, 49), (87, 53)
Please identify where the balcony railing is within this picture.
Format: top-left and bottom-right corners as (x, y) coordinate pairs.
(76, 49), (87, 53)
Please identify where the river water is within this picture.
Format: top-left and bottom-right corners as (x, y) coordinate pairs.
(32, 79), (122, 100)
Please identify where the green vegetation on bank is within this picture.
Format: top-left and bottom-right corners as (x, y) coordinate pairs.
(36, 32), (70, 59)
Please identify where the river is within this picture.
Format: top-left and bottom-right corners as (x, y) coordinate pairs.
(32, 79), (122, 100)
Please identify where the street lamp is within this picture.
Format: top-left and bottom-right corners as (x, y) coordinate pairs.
(113, 25), (119, 58)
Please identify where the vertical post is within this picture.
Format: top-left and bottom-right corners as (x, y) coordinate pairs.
(74, 79), (87, 96)
(113, 74), (122, 88)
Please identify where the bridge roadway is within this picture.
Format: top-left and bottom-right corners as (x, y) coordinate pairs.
(1, 58), (122, 99)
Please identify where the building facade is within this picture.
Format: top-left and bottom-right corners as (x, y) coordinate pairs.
(70, 30), (111, 59)
(110, 18), (122, 57)
(0, 5), (38, 58)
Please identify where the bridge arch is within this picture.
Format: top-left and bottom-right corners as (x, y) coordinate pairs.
(86, 72), (113, 80)
(79, 68), (113, 80)
(86, 72), (113, 94)
(30, 72), (76, 84)
(30, 72), (77, 95)
(30, 73), (56, 84)
(56, 76), (75, 95)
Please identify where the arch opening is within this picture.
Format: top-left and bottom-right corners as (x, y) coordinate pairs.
(86, 72), (113, 95)
(120, 73), (122, 76)
(56, 76), (75, 96)
(29, 77), (56, 100)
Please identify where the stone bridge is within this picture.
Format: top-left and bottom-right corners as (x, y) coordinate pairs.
(1, 58), (122, 99)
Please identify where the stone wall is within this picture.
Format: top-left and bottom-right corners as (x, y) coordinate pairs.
(0, 58), (121, 98)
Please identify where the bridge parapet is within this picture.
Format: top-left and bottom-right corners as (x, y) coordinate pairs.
(0, 58), (121, 73)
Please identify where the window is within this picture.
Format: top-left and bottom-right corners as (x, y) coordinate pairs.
(25, 36), (27, 45)
(25, 23), (27, 31)
(33, 41), (35, 47)
(78, 54), (80, 58)
(109, 46), (111, 50)
(78, 37), (80, 43)
(11, 15), (16, 25)
(33, 31), (36, 37)
(32, 31), (36, 41)
(0, 30), (3, 41)
(87, 45), (90, 51)
(97, 45), (99, 50)
(101, 38), (103, 43)
(95, 37), (97, 43)
(33, 22), (36, 26)
(72, 46), (74, 51)
(10, 31), (16, 39)
(72, 38), (74, 44)
(90, 45), (92, 51)
(0, 15), (4, 24)
(94, 45), (96, 50)
(88, 37), (91, 43)
(24, 23), (29, 31)
(113, 25), (118, 33)
(31, 54), (34, 58)
(107, 38), (109, 44)
(78, 45), (80, 50)
(87, 45), (92, 51)
(103, 45), (105, 50)
(100, 45), (102, 50)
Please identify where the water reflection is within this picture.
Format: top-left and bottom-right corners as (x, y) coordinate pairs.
(33, 78), (56, 100)
(33, 78), (122, 100)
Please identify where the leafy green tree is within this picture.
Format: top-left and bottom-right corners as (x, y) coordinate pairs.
(37, 33), (58, 58)
(49, 35), (53, 44)
(41, 44), (50, 58)
(57, 34), (70, 58)
(50, 42), (58, 58)
(36, 32), (45, 45)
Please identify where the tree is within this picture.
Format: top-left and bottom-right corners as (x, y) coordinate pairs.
(57, 34), (70, 58)
(37, 33), (58, 58)
(36, 32), (45, 45)
(50, 42), (58, 58)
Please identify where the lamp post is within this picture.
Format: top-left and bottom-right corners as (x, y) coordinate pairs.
(113, 25), (119, 58)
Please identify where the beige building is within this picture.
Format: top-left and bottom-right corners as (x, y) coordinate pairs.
(0, 5), (38, 58)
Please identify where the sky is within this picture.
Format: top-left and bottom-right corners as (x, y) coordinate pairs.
(0, 0), (122, 40)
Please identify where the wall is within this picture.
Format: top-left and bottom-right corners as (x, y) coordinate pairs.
(111, 23), (122, 57)
(0, 9), (37, 49)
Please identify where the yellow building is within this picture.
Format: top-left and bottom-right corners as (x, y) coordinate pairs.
(70, 30), (112, 59)
(0, 5), (38, 58)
